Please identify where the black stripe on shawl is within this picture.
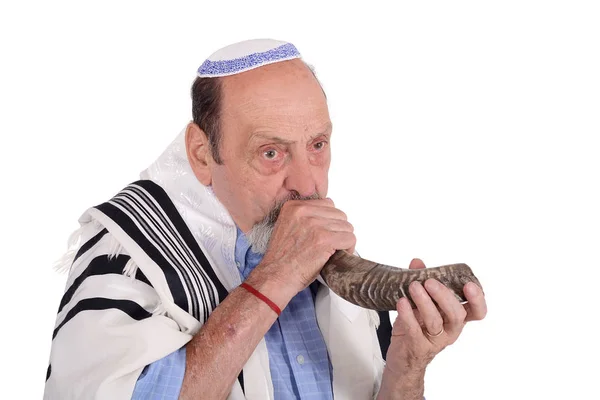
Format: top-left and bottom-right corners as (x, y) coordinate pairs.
(46, 364), (51, 381)
(376, 310), (393, 360)
(123, 185), (220, 321)
(52, 298), (152, 340)
(94, 180), (229, 322)
(72, 228), (108, 263)
(112, 192), (203, 320)
(58, 254), (151, 314)
(238, 371), (244, 393)
(94, 201), (190, 315)
(134, 180), (228, 304)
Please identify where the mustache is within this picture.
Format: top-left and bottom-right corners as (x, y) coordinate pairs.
(263, 191), (321, 226)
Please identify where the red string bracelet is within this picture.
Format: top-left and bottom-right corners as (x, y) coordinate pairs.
(240, 282), (281, 316)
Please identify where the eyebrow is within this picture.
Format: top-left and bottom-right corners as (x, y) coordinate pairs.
(251, 125), (332, 145)
(252, 134), (295, 145)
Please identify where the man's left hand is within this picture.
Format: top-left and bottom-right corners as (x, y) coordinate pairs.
(379, 258), (487, 398)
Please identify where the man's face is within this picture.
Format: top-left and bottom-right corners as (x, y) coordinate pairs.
(208, 59), (332, 233)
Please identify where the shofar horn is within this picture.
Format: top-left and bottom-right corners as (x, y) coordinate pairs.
(320, 250), (483, 311)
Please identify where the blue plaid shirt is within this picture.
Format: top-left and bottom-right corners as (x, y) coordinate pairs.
(133, 228), (334, 399)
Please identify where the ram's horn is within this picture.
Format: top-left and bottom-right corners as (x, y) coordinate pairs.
(320, 250), (482, 311)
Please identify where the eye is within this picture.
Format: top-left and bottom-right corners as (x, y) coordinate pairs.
(313, 141), (327, 150)
(263, 149), (278, 159)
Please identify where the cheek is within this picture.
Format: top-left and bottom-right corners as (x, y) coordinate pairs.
(215, 163), (284, 213)
(210, 166), (235, 204)
(310, 147), (331, 167)
(212, 163), (252, 204)
(254, 173), (288, 201)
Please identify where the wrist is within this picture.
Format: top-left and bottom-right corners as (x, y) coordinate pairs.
(378, 365), (425, 400)
(245, 262), (297, 311)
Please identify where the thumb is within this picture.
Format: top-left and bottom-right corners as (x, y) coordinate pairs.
(409, 258), (426, 269)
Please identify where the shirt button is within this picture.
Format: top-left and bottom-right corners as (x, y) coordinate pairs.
(236, 262), (241, 268)
(296, 355), (305, 365)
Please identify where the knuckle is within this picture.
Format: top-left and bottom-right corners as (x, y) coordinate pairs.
(344, 221), (354, 232)
(304, 216), (316, 226)
(396, 316), (418, 335)
(314, 229), (330, 247)
(430, 319), (444, 334)
(280, 202), (297, 217)
(448, 308), (466, 325)
(406, 324), (421, 337)
(348, 232), (357, 245)
(290, 203), (305, 216)
(282, 199), (296, 209)
(341, 231), (356, 247)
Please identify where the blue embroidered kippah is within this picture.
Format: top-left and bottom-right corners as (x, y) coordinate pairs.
(197, 39), (302, 78)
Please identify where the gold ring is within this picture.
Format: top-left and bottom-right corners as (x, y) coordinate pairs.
(425, 327), (444, 338)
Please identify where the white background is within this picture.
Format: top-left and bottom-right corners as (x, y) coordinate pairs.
(1, 1), (599, 399)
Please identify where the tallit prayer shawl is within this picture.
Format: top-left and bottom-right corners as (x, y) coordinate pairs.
(45, 128), (386, 399)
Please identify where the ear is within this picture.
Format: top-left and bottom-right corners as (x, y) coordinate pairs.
(185, 122), (213, 186)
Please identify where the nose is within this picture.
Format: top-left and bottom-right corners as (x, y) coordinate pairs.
(283, 156), (317, 198)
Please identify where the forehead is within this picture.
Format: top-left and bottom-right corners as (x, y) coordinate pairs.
(219, 59), (330, 137)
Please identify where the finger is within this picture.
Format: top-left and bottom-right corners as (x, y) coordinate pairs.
(286, 198), (336, 209)
(316, 207), (348, 221)
(463, 282), (487, 322)
(307, 217), (353, 234)
(328, 230), (356, 252)
(324, 220), (354, 233)
(409, 281), (444, 338)
(392, 297), (423, 339)
(409, 258), (426, 269)
(424, 279), (467, 335)
(293, 202), (348, 221)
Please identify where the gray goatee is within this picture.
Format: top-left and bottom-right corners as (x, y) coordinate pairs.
(246, 192), (320, 254)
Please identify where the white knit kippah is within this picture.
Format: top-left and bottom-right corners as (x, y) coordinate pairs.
(197, 39), (302, 78)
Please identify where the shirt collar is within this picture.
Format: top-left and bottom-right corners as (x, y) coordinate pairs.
(235, 226), (263, 278)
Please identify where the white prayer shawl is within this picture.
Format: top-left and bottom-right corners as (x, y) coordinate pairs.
(44, 128), (386, 400)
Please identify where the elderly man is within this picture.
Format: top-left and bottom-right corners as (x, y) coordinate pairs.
(44, 39), (486, 400)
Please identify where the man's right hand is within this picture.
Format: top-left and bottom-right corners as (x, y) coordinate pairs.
(257, 198), (356, 296)
(181, 198), (354, 400)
